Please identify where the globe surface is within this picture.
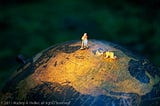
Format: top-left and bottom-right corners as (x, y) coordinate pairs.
(0, 40), (160, 106)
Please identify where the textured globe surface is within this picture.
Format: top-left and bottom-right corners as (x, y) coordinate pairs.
(0, 40), (160, 106)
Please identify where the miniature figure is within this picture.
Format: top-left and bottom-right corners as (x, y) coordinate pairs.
(105, 51), (117, 59)
(96, 50), (117, 59)
(96, 50), (103, 56)
(80, 33), (88, 50)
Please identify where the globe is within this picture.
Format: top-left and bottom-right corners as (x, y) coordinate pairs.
(0, 40), (160, 106)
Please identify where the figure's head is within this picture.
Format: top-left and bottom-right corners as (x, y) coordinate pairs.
(83, 33), (88, 39)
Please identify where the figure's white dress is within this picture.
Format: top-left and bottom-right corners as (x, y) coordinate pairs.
(83, 39), (88, 47)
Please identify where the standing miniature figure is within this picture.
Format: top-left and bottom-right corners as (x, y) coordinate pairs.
(80, 33), (88, 50)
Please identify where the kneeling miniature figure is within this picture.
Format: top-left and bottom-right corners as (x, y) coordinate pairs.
(105, 51), (117, 59)
(96, 50), (117, 59)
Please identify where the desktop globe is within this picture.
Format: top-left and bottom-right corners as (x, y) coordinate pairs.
(0, 40), (160, 106)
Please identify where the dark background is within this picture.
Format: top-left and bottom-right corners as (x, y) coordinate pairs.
(0, 0), (160, 89)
